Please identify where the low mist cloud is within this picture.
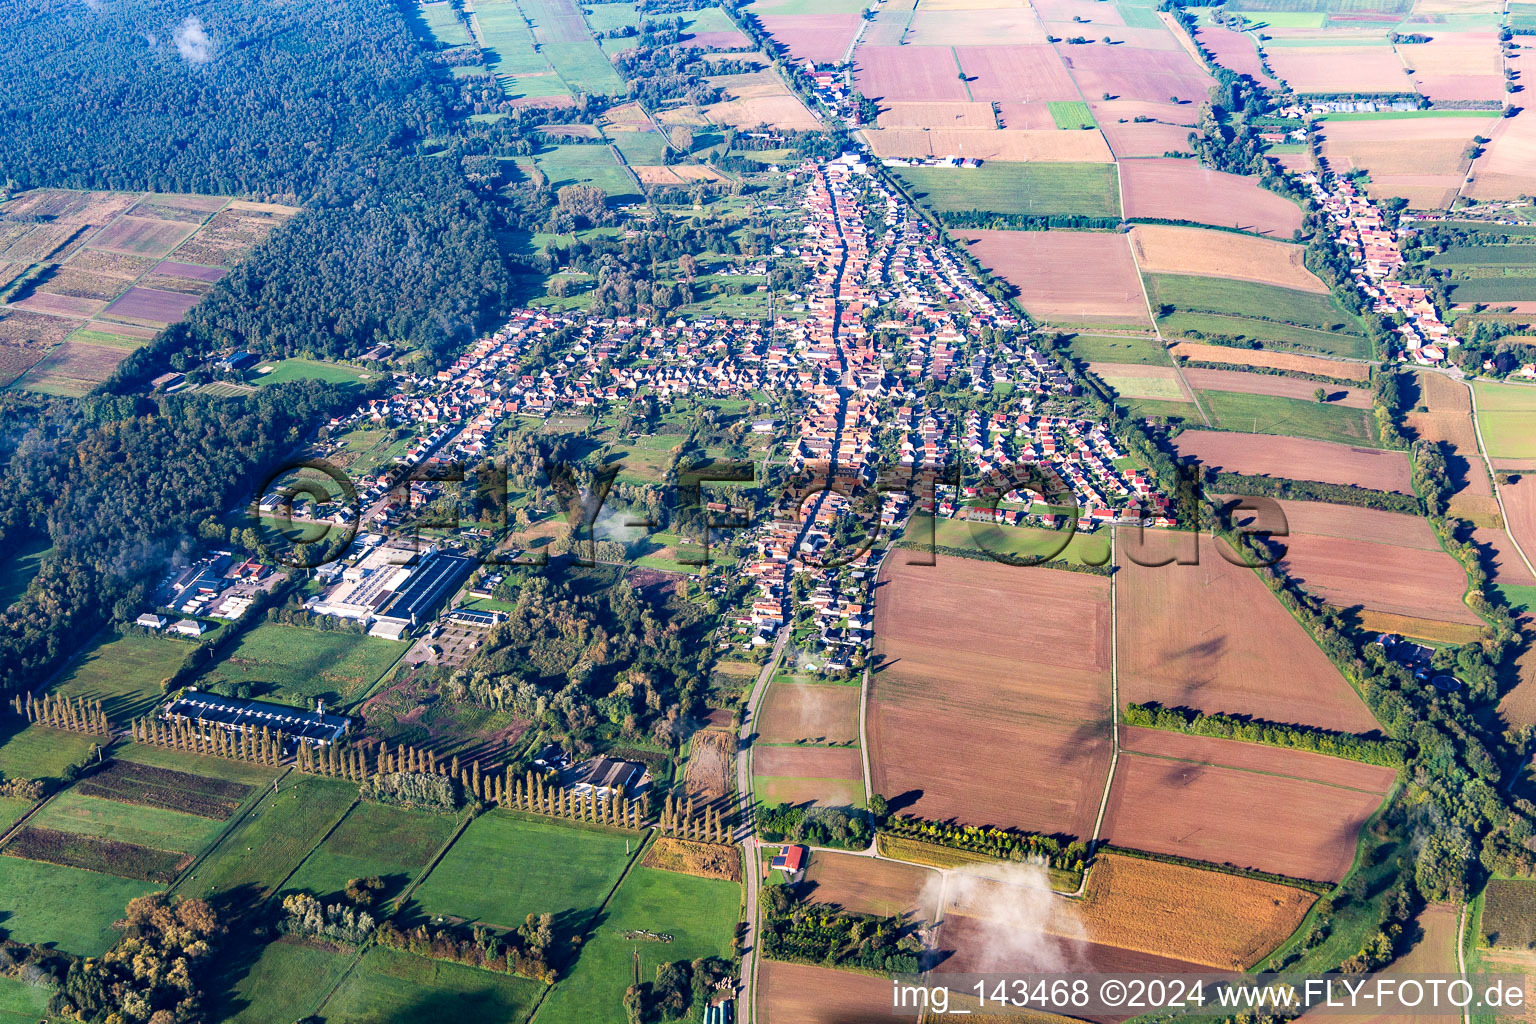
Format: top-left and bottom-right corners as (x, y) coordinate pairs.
(173, 16), (214, 63)
(926, 859), (1085, 973)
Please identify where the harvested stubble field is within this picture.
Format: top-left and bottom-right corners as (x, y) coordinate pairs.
(907, 8), (1049, 44)
(1172, 430), (1414, 493)
(1072, 854), (1314, 969)
(868, 555), (1112, 838)
(1105, 727), (1397, 882)
(855, 45), (970, 102)
(800, 849), (937, 920)
(13, 338), (134, 396)
(1319, 116), (1483, 209)
(1466, 106), (1536, 202)
(758, 960), (917, 1024)
(879, 101), (998, 129)
(1399, 32), (1505, 103)
(964, 229), (1149, 325)
(640, 836), (741, 881)
(1130, 225), (1329, 293)
(683, 727), (734, 803)
(869, 127), (1114, 162)
(955, 44), (1081, 101)
(1183, 367), (1370, 407)
(1056, 44), (1213, 107)
(1116, 531), (1381, 733)
(935, 910), (1205, 985)
(757, 680), (860, 745)
(1120, 159), (1302, 236)
(1407, 369), (1489, 494)
(1266, 45), (1413, 94)
(1095, 103), (1200, 158)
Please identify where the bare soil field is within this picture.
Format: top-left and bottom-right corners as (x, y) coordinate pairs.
(879, 101), (998, 129)
(1399, 33), (1505, 102)
(1172, 430), (1414, 493)
(1286, 531), (1477, 624)
(864, 127), (1114, 162)
(995, 101), (1060, 130)
(1499, 642), (1536, 730)
(1184, 368), (1370, 407)
(1056, 45), (1213, 107)
(955, 44), (1080, 101)
(1120, 159), (1303, 236)
(757, 14), (863, 64)
(1094, 109), (1198, 157)
(869, 555), (1112, 839)
(906, 8), (1049, 44)
(855, 45), (970, 102)
(1129, 225), (1328, 293)
(1116, 531), (1381, 733)
(1105, 729), (1395, 882)
(1267, 46), (1414, 94)
(1196, 24), (1274, 82)
(1466, 107), (1536, 201)
(1295, 902), (1461, 1024)
(753, 744), (862, 779)
(800, 850), (938, 920)
(963, 230), (1149, 324)
(935, 912), (1205, 980)
(1229, 498), (1441, 550)
(100, 286), (197, 327)
(758, 960), (917, 1024)
(1473, 525), (1536, 586)
(758, 682), (860, 745)
(13, 292), (108, 318)
(683, 728), (734, 803)
(1319, 117), (1482, 209)
(1170, 342), (1371, 382)
(12, 339), (134, 397)
(1072, 853), (1313, 969)
(1502, 474), (1536, 582)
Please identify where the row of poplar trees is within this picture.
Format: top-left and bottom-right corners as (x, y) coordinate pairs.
(13, 693), (110, 735)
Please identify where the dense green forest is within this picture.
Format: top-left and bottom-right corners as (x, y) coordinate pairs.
(0, 0), (523, 372)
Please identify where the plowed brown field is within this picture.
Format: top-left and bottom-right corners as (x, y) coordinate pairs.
(869, 555), (1112, 838)
(1184, 368), (1370, 408)
(1172, 431), (1414, 493)
(1104, 728), (1396, 883)
(758, 682), (861, 746)
(1116, 531), (1381, 733)
(963, 230), (1149, 324)
(801, 849), (938, 920)
(1121, 160), (1302, 237)
(758, 960), (917, 1023)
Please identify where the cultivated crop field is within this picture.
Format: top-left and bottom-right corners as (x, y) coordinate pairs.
(1116, 531), (1381, 732)
(75, 758), (252, 818)
(964, 229), (1150, 325)
(1104, 727), (1397, 882)
(1483, 879), (1536, 948)
(1120, 159), (1303, 236)
(1073, 854), (1314, 969)
(868, 555), (1113, 838)
(895, 163), (1121, 218)
(1172, 430), (1414, 492)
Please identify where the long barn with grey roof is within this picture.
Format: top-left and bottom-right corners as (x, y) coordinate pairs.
(163, 690), (350, 746)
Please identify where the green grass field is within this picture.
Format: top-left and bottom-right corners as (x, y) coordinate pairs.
(535, 144), (640, 198)
(1320, 110), (1503, 122)
(0, 796), (34, 830)
(1473, 380), (1536, 459)
(1448, 278), (1536, 303)
(116, 740), (280, 784)
(0, 856), (159, 956)
(197, 622), (405, 709)
(896, 163), (1121, 218)
(31, 790), (225, 853)
(1199, 389), (1384, 447)
(285, 801), (461, 903)
(0, 534), (50, 610)
(0, 975), (61, 1024)
(51, 629), (196, 721)
(536, 865), (740, 1024)
(1432, 245), (1536, 268)
(215, 938), (354, 1024)
(252, 357), (373, 389)
(473, 0), (566, 104)
(0, 722), (103, 783)
(1067, 334), (1172, 366)
(584, 1), (640, 33)
(181, 776), (356, 900)
(320, 945), (544, 1024)
(1096, 368), (1192, 402)
(611, 129), (671, 166)
(1157, 309), (1371, 357)
(418, 0), (473, 46)
(411, 811), (636, 930)
(1048, 101), (1097, 130)
(909, 514), (1113, 565)
(541, 41), (626, 95)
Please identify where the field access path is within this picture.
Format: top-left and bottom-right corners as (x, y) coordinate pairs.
(1453, 370), (1536, 580)
(1121, 228), (1213, 427)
